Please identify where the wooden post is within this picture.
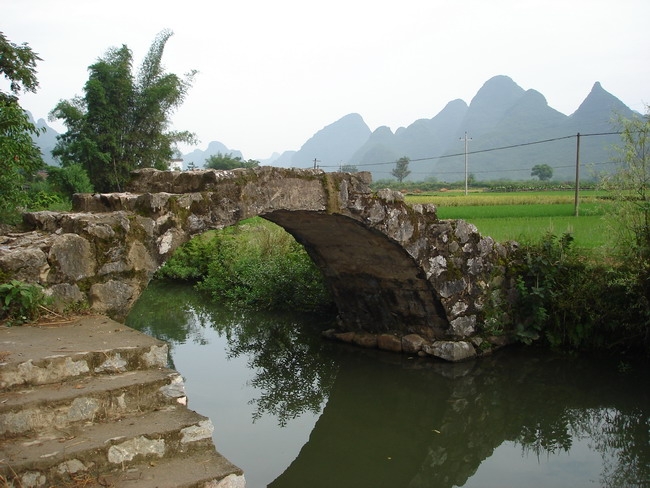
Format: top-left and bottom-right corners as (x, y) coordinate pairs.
(460, 132), (471, 196)
(574, 133), (581, 217)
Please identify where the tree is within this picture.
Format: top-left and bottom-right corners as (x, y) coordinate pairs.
(50, 30), (197, 192)
(204, 152), (259, 170)
(0, 32), (44, 217)
(602, 110), (650, 260)
(391, 156), (411, 183)
(531, 164), (553, 181)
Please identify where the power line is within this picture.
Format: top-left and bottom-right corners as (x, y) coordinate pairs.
(316, 131), (624, 170)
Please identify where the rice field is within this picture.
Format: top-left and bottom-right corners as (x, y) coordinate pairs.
(405, 190), (615, 250)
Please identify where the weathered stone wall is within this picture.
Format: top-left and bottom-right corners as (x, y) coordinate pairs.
(0, 167), (517, 361)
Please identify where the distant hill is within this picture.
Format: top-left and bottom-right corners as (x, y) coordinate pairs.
(265, 150), (296, 167)
(352, 99), (469, 179)
(288, 113), (372, 169)
(430, 77), (635, 181)
(27, 112), (59, 167)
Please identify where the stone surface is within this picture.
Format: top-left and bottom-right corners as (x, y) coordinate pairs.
(107, 436), (166, 463)
(377, 334), (403, 353)
(212, 474), (247, 488)
(424, 341), (477, 362)
(48, 233), (96, 281)
(402, 334), (427, 354)
(352, 332), (379, 349)
(181, 419), (215, 443)
(449, 315), (477, 338)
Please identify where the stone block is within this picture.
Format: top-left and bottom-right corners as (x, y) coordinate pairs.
(333, 332), (355, 344)
(402, 334), (426, 354)
(181, 419), (215, 444)
(107, 436), (165, 463)
(449, 315), (476, 337)
(49, 233), (96, 281)
(352, 333), (378, 349)
(423, 341), (477, 362)
(377, 334), (402, 353)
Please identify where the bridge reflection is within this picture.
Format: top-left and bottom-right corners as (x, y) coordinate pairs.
(268, 348), (648, 488)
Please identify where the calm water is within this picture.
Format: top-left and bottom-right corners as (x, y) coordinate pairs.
(126, 281), (650, 488)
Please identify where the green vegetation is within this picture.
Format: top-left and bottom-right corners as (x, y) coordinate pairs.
(503, 232), (649, 352)
(50, 29), (196, 192)
(0, 280), (50, 324)
(0, 32), (46, 221)
(600, 111), (650, 262)
(204, 152), (260, 170)
(156, 218), (332, 313)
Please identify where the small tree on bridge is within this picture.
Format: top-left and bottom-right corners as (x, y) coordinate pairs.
(392, 156), (411, 183)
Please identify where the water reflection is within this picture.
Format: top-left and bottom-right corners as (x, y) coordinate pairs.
(127, 281), (649, 488)
(126, 280), (338, 427)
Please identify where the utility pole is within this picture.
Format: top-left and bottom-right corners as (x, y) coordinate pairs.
(313, 158), (320, 169)
(574, 133), (581, 217)
(460, 132), (471, 196)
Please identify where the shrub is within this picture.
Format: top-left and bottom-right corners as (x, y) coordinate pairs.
(46, 163), (94, 199)
(511, 233), (650, 353)
(156, 219), (333, 313)
(155, 232), (219, 281)
(0, 280), (49, 324)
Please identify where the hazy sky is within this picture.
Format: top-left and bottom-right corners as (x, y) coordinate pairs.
(4, 0), (649, 160)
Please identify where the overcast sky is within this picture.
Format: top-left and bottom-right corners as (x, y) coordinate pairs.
(5, 0), (649, 160)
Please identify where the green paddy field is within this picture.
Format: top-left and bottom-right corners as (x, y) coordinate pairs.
(405, 190), (613, 251)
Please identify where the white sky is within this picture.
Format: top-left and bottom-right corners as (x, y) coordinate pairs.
(4, 0), (649, 160)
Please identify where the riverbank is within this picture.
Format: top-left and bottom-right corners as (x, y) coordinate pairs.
(0, 315), (245, 487)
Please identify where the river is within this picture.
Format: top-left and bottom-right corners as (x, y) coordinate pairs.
(126, 280), (649, 488)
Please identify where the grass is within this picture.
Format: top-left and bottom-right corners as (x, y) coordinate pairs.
(405, 190), (615, 251)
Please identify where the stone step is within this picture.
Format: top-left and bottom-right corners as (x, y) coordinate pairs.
(0, 368), (187, 437)
(93, 450), (245, 488)
(0, 406), (231, 487)
(0, 316), (169, 389)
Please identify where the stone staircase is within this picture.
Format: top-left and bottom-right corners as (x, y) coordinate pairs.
(0, 316), (245, 487)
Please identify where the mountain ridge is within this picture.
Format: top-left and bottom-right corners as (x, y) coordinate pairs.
(337, 76), (636, 181)
(30, 75), (638, 179)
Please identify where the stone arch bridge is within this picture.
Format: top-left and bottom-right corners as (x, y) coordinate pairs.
(0, 167), (517, 361)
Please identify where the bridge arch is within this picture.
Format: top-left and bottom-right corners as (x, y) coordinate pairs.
(2, 167), (516, 358)
(263, 210), (448, 340)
